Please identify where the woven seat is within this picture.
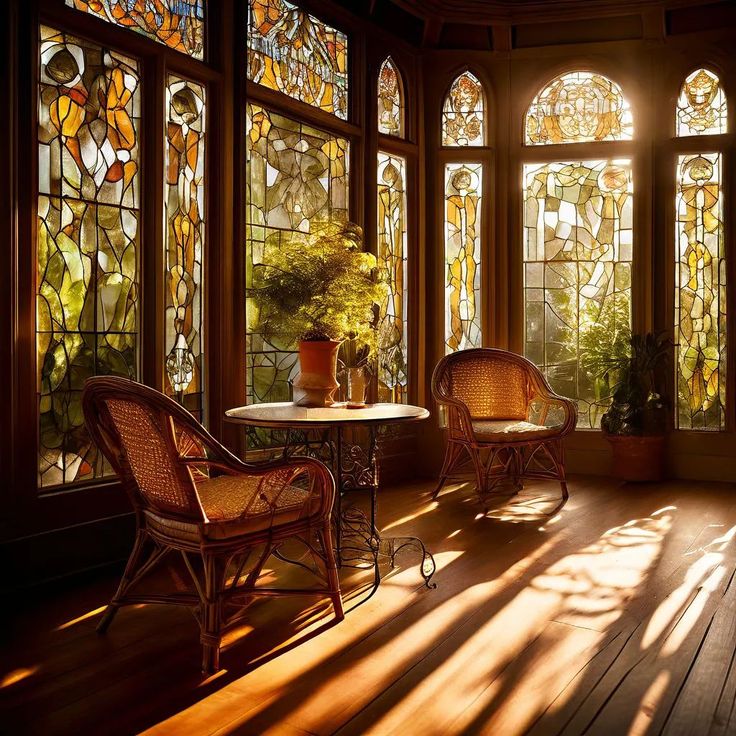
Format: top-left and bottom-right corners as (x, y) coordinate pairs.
(432, 348), (576, 506)
(82, 377), (343, 673)
(471, 419), (560, 443)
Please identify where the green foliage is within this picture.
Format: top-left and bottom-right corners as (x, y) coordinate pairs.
(252, 221), (384, 348)
(579, 293), (632, 403)
(600, 332), (671, 436)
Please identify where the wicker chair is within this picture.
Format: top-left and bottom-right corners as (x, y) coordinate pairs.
(431, 348), (577, 506)
(82, 376), (343, 673)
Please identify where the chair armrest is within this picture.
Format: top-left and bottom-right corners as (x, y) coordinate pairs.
(183, 455), (336, 524)
(434, 395), (476, 443)
(528, 390), (577, 436)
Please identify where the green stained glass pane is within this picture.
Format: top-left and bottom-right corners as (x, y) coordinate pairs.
(245, 104), (349, 426)
(523, 160), (633, 429)
(38, 26), (140, 487)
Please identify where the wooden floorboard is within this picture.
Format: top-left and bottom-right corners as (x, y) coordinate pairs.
(3, 475), (736, 735)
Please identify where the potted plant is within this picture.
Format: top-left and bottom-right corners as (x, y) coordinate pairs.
(252, 222), (383, 407)
(597, 332), (671, 482)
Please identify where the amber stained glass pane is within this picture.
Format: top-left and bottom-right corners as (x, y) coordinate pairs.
(65, 0), (204, 59)
(38, 26), (141, 486)
(675, 153), (725, 429)
(442, 72), (485, 147)
(378, 57), (404, 137)
(525, 72), (633, 145)
(445, 163), (483, 352)
(165, 76), (205, 418)
(677, 69), (728, 137)
(523, 160), (633, 428)
(377, 152), (408, 402)
(246, 104), (349, 433)
(247, 0), (348, 120)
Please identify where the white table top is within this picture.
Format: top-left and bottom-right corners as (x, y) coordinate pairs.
(225, 401), (430, 428)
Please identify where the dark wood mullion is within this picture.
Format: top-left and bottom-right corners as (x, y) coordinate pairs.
(245, 81), (362, 140)
(141, 54), (165, 392)
(9, 0), (40, 523)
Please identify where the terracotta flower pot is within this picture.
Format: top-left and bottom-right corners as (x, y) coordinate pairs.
(293, 340), (341, 407)
(605, 433), (666, 482)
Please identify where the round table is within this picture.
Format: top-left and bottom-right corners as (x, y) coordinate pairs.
(224, 402), (435, 588)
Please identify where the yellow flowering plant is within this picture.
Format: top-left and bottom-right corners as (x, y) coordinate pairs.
(253, 222), (384, 353)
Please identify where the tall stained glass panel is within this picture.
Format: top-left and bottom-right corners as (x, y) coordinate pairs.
(523, 160), (633, 428)
(377, 152), (408, 402)
(246, 104), (349, 413)
(65, 1), (204, 59)
(525, 72), (633, 145)
(247, 0), (348, 120)
(165, 76), (206, 418)
(675, 153), (725, 430)
(444, 163), (483, 352)
(442, 72), (485, 147)
(677, 69), (728, 137)
(378, 57), (404, 137)
(38, 26), (141, 486)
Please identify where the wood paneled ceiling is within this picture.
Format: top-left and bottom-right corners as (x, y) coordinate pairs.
(388, 0), (714, 24)
(331, 0), (734, 49)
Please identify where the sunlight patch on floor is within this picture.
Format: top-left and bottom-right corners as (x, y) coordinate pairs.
(54, 605), (107, 631)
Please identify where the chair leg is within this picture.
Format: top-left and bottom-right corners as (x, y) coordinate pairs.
(553, 440), (569, 502)
(200, 553), (225, 675)
(471, 447), (487, 504)
(318, 522), (344, 621)
(433, 441), (462, 499)
(97, 529), (148, 634)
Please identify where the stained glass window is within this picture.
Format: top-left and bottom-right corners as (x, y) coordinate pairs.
(165, 76), (205, 418)
(246, 104), (349, 415)
(675, 153), (725, 430)
(525, 72), (633, 145)
(445, 163), (483, 352)
(523, 160), (633, 428)
(38, 26), (141, 486)
(378, 57), (404, 138)
(247, 0), (348, 120)
(377, 152), (408, 402)
(65, 0), (204, 59)
(442, 72), (485, 147)
(677, 69), (728, 137)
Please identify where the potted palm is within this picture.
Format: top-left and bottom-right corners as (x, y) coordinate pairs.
(252, 222), (383, 407)
(598, 332), (671, 482)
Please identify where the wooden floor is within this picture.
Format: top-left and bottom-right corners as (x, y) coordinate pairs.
(4, 474), (736, 735)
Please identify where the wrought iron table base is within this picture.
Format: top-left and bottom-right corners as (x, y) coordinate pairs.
(283, 424), (437, 589)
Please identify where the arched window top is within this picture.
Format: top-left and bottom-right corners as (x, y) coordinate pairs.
(442, 71), (485, 147)
(378, 56), (404, 137)
(677, 68), (727, 137)
(525, 71), (633, 145)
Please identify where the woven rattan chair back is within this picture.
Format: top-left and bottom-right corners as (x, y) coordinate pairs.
(439, 351), (530, 420)
(83, 377), (208, 520)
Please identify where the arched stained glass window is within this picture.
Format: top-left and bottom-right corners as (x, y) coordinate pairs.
(677, 68), (728, 136)
(378, 57), (404, 137)
(442, 71), (485, 147)
(525, 71), (633, 145)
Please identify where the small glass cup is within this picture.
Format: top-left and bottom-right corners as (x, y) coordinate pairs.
(347, 366), (367, 408)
